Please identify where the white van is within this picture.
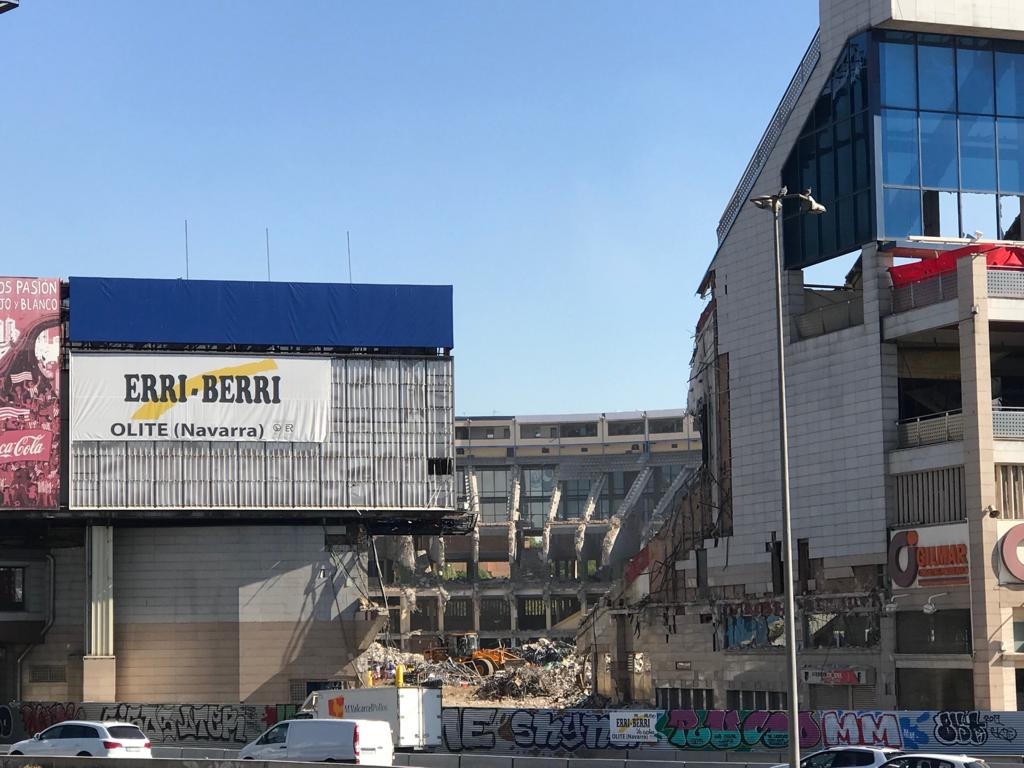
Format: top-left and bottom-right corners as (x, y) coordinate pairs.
(239, 718), (393, 765)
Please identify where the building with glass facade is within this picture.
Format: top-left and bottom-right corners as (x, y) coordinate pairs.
(367, 410), (700, 651)
(583, 0), (1024, 711)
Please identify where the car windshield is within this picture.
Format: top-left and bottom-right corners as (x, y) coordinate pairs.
(106, 726), (147, 741)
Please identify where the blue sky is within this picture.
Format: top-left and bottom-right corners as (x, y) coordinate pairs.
(0, 1), (819, 416)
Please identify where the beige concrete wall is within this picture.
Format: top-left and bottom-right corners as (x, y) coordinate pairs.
(19, 545), (86, 702)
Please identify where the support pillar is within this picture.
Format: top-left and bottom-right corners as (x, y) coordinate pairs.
(83, 525), (116, 701)
(958, 255), (1012, 709)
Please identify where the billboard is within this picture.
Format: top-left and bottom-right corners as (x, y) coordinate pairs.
(69, 357), (454, 511)
(0, 277), (61, 510)
(71, 354), (331, 442)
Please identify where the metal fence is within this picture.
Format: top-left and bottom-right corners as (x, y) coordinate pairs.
(795, 297), (863, 339)
(896, 409), (963, 447)
(891, 272), (959, 313)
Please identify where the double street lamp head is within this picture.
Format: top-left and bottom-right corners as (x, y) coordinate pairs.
(749, 187), (827, 215)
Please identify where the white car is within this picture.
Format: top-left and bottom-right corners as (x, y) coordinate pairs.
(8, 720), (152, 759)
(774, 747), (902, 768)
(882, 755), (990, 768)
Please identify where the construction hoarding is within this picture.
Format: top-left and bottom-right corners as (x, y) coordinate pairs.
(0, 277), (61, 510)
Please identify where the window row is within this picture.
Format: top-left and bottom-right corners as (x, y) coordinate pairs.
(882, 110), (1024, 193)
(880, 35), (1024, 117)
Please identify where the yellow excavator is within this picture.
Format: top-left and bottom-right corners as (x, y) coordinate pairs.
(424, 632), (526, 676)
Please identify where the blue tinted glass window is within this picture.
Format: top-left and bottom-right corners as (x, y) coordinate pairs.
(919, 45), (956, 111)
(884, 188), (922, 237)
(835, 120), (852, 197)
(959, 115), (997, 190)
(998, 118), (1024, 194)
(920, 112), (959, 189)
(881, 42), (917, 108)
(958, 47), (995, 114)
(997, 52), (1024, 117)
(817, 129), (835, 203)
(882, 109), (919, 186)
(853, 114), (871, 190)
(849, 36), (870, 113)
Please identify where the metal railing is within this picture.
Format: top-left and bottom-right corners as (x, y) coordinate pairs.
(716, 31), (821, 245)
(988, 266), (1024, 297)
(897, 409), (963, 448)
(891, 272), (958, 313)
(994, 406), (1024, 438)
(795, 297), (864, 339)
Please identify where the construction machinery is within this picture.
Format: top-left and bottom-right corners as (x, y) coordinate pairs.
(423, 632), (525, 676)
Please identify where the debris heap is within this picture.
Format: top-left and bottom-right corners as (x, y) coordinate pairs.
(353, 640), (591, 708)
(473, 642), (589, 708)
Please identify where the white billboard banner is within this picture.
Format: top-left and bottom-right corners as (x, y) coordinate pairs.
(609, 711), (660, 744)
(71, 354), (331, 442)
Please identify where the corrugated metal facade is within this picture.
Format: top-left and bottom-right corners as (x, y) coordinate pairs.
(69, 357), (454, 511)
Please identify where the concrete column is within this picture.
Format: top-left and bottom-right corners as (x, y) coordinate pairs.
(83, 524), (116, 701)
(471, 586), (481, 633)
(509, 594), (518, 633)
(958, 255), (1012, 709)
(544, 586), (552, 630)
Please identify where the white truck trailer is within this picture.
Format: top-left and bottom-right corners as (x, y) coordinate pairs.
(299, 687), (443, 751)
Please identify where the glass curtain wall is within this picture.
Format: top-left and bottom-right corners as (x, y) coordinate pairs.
(878, 31), (1024, 240)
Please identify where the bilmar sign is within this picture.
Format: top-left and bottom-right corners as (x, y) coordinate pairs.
(887, 523), (969, 589)
(71, 354), (330, 442)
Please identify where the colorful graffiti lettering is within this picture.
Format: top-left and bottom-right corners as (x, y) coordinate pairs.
(4, 703), (1024, 756)
(822, 711), (902, 747)
(19, 702), (82, 735)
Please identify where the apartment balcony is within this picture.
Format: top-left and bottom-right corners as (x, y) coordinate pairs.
(897, 410), (963, 448)
(885, 262), (1024, 340)
(897, 407), (1024, 449)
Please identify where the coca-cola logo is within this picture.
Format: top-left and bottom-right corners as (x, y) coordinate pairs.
(0, 430), (51, 463)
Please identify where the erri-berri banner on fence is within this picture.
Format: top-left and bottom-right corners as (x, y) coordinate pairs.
(71, 355), (331, 442)
(0, 277), (62, 510)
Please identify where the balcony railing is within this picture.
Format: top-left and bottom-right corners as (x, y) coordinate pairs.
(891, 273), (958, 313)
(994, 406), (1024, 438)
(795, 297), (864, 339)
(988, 267), (1024, 297)
(897, 410), (963, 448)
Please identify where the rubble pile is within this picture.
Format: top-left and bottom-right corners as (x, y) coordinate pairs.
(354, 642), (424, 677)
(472, 644), (590, 707)
(354, 640), (592, 708)
(517, 638), (575, 665)
(355, 643), (480, 687)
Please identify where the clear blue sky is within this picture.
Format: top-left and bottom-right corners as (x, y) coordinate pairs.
(1, 1), (819, 416)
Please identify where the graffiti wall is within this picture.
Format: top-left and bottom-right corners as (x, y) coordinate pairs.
(441, 708), (1024, 755)
(1, 703), (1023, 755)
(0, 702), (296, 746)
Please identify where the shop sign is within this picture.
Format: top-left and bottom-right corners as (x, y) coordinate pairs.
(888, 524), (968, 589)
(998, 522), (1024, 584)
(609, 711), (659, 744)
(802, 668), (866, 686)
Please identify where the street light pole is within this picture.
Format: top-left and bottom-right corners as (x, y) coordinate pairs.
(749, 186), (825, 768)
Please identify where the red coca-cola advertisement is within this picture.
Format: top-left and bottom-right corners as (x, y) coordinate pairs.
(0, 277), (61, 510)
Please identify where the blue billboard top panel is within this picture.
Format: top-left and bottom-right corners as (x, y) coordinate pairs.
(68, 277), (454, 349)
